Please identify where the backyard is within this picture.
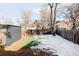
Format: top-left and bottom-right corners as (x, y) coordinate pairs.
(0, 3), (79, 56)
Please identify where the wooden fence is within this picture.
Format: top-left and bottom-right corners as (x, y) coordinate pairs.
(56, 29), (79, 44)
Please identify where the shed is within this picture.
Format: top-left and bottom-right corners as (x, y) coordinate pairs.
(0, 23), (21, 46)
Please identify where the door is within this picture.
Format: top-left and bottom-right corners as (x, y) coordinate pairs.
(7, 26), (21, 46)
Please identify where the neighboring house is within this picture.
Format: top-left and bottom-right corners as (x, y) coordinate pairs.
(0, 18), (21, 46)
(26, 21), (42, 35)
(26, 20), (51, 35)
(56, 19), (72, 30)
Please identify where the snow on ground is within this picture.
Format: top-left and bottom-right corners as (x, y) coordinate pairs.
(31, 35), (79, 56)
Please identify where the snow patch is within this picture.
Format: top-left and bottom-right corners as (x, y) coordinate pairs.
(31, 35), (79, 56)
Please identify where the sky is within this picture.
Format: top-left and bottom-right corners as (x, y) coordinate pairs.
(0, 3), (68, 25)
(0, 3), (45, 22)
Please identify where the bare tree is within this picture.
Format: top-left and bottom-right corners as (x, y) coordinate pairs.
(40, 6), (50, 21)
(21, 10), (31, 33)
(65, 4), (79, 43)
(40, 7), (50, 20)
(39, 5), (51, 30)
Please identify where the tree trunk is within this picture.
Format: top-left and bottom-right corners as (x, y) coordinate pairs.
(52, 3), (58, 36)
(48, 3), (53, 35)
(72, 19), (76, 43)
(50, 7), (53, 35)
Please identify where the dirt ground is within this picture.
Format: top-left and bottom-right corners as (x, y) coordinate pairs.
(0, 48), (58, 56)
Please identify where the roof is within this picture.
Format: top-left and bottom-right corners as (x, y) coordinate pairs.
(0, 17), (21, 26)
(0, 23), (21, 27)
(27, 27), (42, 30)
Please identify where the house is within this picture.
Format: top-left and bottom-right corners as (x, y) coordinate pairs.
(26, 20), (51, 35)
(56, 19), (72, 30)
(26, 21), (42, 35)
